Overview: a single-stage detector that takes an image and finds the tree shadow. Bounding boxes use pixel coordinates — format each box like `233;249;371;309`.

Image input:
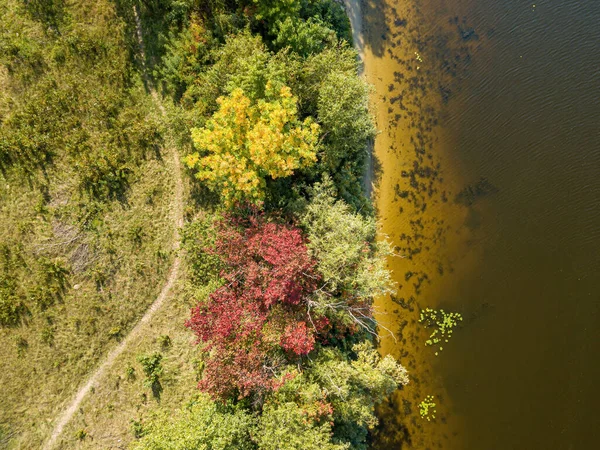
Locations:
370;393;413;449
359;0;392;58
151;380;163;401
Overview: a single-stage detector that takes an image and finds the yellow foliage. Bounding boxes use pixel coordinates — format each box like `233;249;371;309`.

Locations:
187;84;320;205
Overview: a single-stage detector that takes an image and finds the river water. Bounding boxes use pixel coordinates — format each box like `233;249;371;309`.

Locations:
358;0;600;448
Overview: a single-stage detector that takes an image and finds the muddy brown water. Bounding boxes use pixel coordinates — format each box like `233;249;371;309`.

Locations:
359;0;600;448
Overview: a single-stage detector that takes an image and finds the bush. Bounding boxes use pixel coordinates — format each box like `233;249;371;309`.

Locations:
108;326;123;340
126;366;136;381
158;334;171;349
75;428;87;441
40;325;55;347
138;352;163;398
0;291;25;327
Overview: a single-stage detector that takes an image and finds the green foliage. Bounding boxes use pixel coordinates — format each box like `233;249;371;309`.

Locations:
108;326;123;340
317;71;374;170
0;286;25;328
270;342;408;449
300;178;393;331
158;334;171;349
138;352;165;400
0;0;163;186
247;0;350;49
137;353;163;388
256;401;347;450
273;16;335;56
75;428;87;441
30;258;70;310
131;341;407;450
300;0;352;44
181;31;287;118
132;0;199;75
40;325;55;347
418;395;437;421
419;307;463;355
126;366;137;381
250;0;301;25
131;395;255;450
0;244;70;325
287;43;358;115
0;243;26;327
14;336;28;358
156;18;213;99
131;418;145;439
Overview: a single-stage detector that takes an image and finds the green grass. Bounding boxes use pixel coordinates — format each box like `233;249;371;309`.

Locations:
0;150;178;448
59;277;200;449
0;0;186;447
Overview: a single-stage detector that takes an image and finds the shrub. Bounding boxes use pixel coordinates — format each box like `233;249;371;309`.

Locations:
138;353;163;386
15;336;28;357
158;334;171;349
138;353;163;398
131;395;254;450
108;326;122;340
40;325;55;346
126;366;136;381
75;428;87;441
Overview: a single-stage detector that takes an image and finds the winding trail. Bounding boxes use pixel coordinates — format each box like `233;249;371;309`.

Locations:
43;7;184;449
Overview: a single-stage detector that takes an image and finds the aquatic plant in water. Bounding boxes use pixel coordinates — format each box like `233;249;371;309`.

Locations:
419;395;437;421
419;307;463;355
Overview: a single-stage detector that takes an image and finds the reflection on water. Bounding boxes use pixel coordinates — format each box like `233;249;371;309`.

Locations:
361;0;600;448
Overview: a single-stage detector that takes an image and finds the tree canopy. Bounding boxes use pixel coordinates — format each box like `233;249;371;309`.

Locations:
185;212;322;399
131;395;255;450
132;343;408;450
186;84;320;205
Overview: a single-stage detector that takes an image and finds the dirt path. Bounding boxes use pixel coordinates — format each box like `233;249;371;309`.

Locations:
43;7;184;449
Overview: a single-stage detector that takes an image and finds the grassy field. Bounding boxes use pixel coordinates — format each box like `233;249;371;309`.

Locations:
0;1;190;447
0;152;178;448
59;274;200;449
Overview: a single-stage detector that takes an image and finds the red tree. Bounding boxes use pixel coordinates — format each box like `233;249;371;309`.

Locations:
186;212;324;400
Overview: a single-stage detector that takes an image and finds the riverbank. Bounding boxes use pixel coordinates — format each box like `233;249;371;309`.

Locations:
345;0;486;447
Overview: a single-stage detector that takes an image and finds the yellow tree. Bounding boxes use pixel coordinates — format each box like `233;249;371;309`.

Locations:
186;84;320;205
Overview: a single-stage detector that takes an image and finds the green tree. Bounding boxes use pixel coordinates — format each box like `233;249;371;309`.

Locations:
273;16;335;56
131;395;255;450
267;342;408;449
300;178;394;333
250;0;301;27
181;31;286;118
317;71;375;170
256;401;348;450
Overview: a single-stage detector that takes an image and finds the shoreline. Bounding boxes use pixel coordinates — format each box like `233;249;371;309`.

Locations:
343;0;374;200
343;0;483;447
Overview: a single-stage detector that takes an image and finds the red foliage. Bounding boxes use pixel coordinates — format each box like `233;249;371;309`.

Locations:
186;212;323;400
280;321;315;356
